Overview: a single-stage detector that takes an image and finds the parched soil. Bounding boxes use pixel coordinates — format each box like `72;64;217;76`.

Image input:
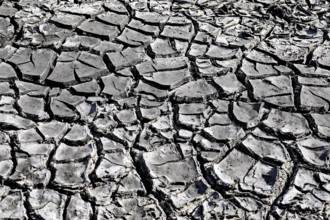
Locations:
0;0;329;219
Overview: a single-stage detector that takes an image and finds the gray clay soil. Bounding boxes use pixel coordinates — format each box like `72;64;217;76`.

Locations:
0;0;329;219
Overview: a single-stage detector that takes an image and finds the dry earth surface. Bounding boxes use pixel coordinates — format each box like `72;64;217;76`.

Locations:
0;0;329;219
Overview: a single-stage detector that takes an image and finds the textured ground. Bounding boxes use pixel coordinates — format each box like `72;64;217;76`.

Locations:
0;0;329;219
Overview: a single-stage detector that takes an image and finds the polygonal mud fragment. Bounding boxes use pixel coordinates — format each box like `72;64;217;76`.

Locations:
241;134;291;164
262;109;310;138
174;80;218;102
0;45;16;61
128;19;160;37
207;149;255;188
240;161;280;197
0;82;14;96
10;143;55;187
37;120;69;143
296;137;330;169
72;80;101;96
311;113;330;139
92;41;123;55
97;11;129;30
167;179;211;213
278;168;330;214
137;144;208;214
9;48;57;83
136;127;168;151
248;75;294;107
96;196;166;219
191;192;269;220
258;41;308;62
232;101;265;128
193;134;230;163
52;160;94;190
66;194;93;220
300;86;330;111
136;57;189;74
112;125;141;148
115;109;138;125
28;189;67;220
75;52;109;81
149;38;189;57
53;89;85;106
50;100;79;121
135;11;169;24
207;148;288;203
161;23;195;42
298;76;330;86
203;124;245;147
86;182;116;206
92;114;118;135
78;19;119;40
62;35;101;51
15;81;49;97
212;73;245;96
0;17;14;46
142;68;192;90
17;128;43;143
101;74;133;99
239;59;279;79
246;49;278;64
53;142;97;163
0;144;13;179
313;45;330;69
47;62;77;87
58;1;105;16
117;170;147;196
117;27;153;46
177;103;212;129
17;95;49;121
63;124;91;145
0;113;36;130
50;11;86;28
0;62;17;82
134;81;168;101
100;137;125;152
95;149;133;181
105;47;147;71
206;45;242;60
0;188;27;220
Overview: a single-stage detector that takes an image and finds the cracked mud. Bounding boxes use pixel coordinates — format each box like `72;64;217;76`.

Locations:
0;0;329;219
